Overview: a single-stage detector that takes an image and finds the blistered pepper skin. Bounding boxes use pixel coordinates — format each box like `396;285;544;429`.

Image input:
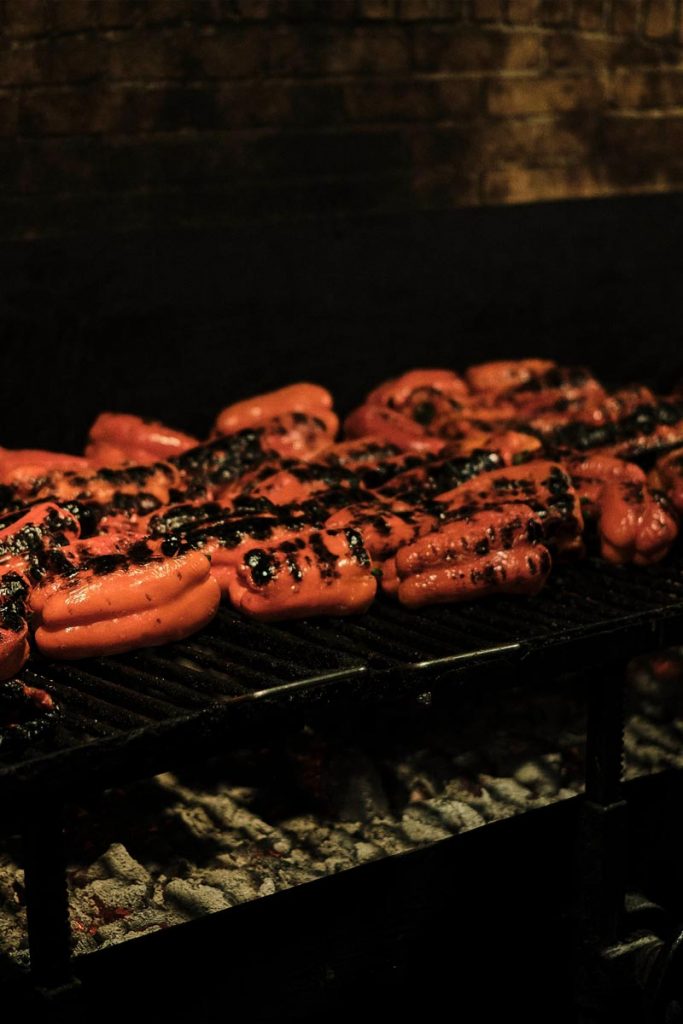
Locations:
317;437;402;470
440;430;542;466
86;412;198;465
395;503;543;578
326;503;437;565
436;460;584;554
649;449;683;514
598;481;678;566
229;528;376;621
0;569;32;680
385;501;548;603
569;455;646;518
214;384;333;436
343;404;445;455
0;449;90;484
397;545;551;608
465;359;557;395
32;551;220;659
0;623;30;681
366;369;469;409
259;411;339;461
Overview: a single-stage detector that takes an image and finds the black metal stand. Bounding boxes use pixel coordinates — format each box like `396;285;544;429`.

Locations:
580;666;628;946
21;800;77;996
576;663;629;1023
576;661;683;1024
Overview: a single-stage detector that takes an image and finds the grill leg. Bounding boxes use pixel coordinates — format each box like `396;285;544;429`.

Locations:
581;666;627;944
576;665;628;1021
22;800;76;995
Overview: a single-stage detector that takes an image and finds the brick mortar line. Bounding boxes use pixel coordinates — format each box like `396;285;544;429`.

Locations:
604;107;683;117
1;177;678;201
0;23;671;47
0;69;632;90
1;66;675;91
1;112;639;143
0;171;422;200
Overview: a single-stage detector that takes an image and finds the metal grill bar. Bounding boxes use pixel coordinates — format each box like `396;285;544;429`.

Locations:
1;553;683;824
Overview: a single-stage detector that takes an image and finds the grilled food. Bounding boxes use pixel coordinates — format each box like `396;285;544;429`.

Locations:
0;361;681;681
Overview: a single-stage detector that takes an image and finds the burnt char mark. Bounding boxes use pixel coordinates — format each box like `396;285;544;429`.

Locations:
360;454;426;490
0;508;77;561
470;562;501;586
85;554;129;576
434;450;502;493
542;467;577;519
381;450;501;503
343;528;371;567
371;514;392;537
499;517;522;550
0;606;25;632
325;441;400;468
548;401;683;456
174;428;267;486
308;531;339;579
0;486;15;512
0;572;30;629
128;540;154;564
61;501;101;538
277;462;354;489
303;486;374;512
149;502;223;538
412;401;436;425
515;366;593;394
0;572;30;630
280;545;303;582
621;481;645;505
191;515;283;550
36;548;79;580
0;573;29;604
474;538;490;556
161;537;187;557
96;463;171;487
244;549;278;587
110;492;162;516
544;466;571;496
0;679;61;749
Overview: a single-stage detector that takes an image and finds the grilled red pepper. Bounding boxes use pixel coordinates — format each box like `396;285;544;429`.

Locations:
214;383;333;436
229;528;376;621
598;481;678;566
391;503;550;609
86;412;198;465
436;460;584;554
32;549;220;659
649;448;683;514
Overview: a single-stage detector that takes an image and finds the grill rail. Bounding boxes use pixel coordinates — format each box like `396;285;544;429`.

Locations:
1;552;683;828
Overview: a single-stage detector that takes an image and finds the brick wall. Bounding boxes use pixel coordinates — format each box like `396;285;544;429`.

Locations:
2;0;683;239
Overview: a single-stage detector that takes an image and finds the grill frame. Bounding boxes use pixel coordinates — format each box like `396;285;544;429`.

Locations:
2;550;683;830
2;547;683;996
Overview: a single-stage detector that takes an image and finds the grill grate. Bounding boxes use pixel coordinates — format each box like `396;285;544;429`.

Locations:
2;551;683;828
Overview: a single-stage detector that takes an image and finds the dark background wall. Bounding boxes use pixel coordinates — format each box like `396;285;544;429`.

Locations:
1;2;682;452
1;193;682;451
2;0;683;239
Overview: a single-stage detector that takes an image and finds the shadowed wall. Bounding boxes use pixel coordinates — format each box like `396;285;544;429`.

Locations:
2;0;683;239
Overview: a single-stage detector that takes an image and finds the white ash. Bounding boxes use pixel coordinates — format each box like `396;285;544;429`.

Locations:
2;654;683;967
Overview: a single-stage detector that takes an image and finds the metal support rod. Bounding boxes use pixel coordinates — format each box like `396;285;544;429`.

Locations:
22;799;74;992
579;664;627;948
576;663;629;1024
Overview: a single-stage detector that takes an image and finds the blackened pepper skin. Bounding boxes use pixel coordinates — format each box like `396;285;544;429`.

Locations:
230;528;376;621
